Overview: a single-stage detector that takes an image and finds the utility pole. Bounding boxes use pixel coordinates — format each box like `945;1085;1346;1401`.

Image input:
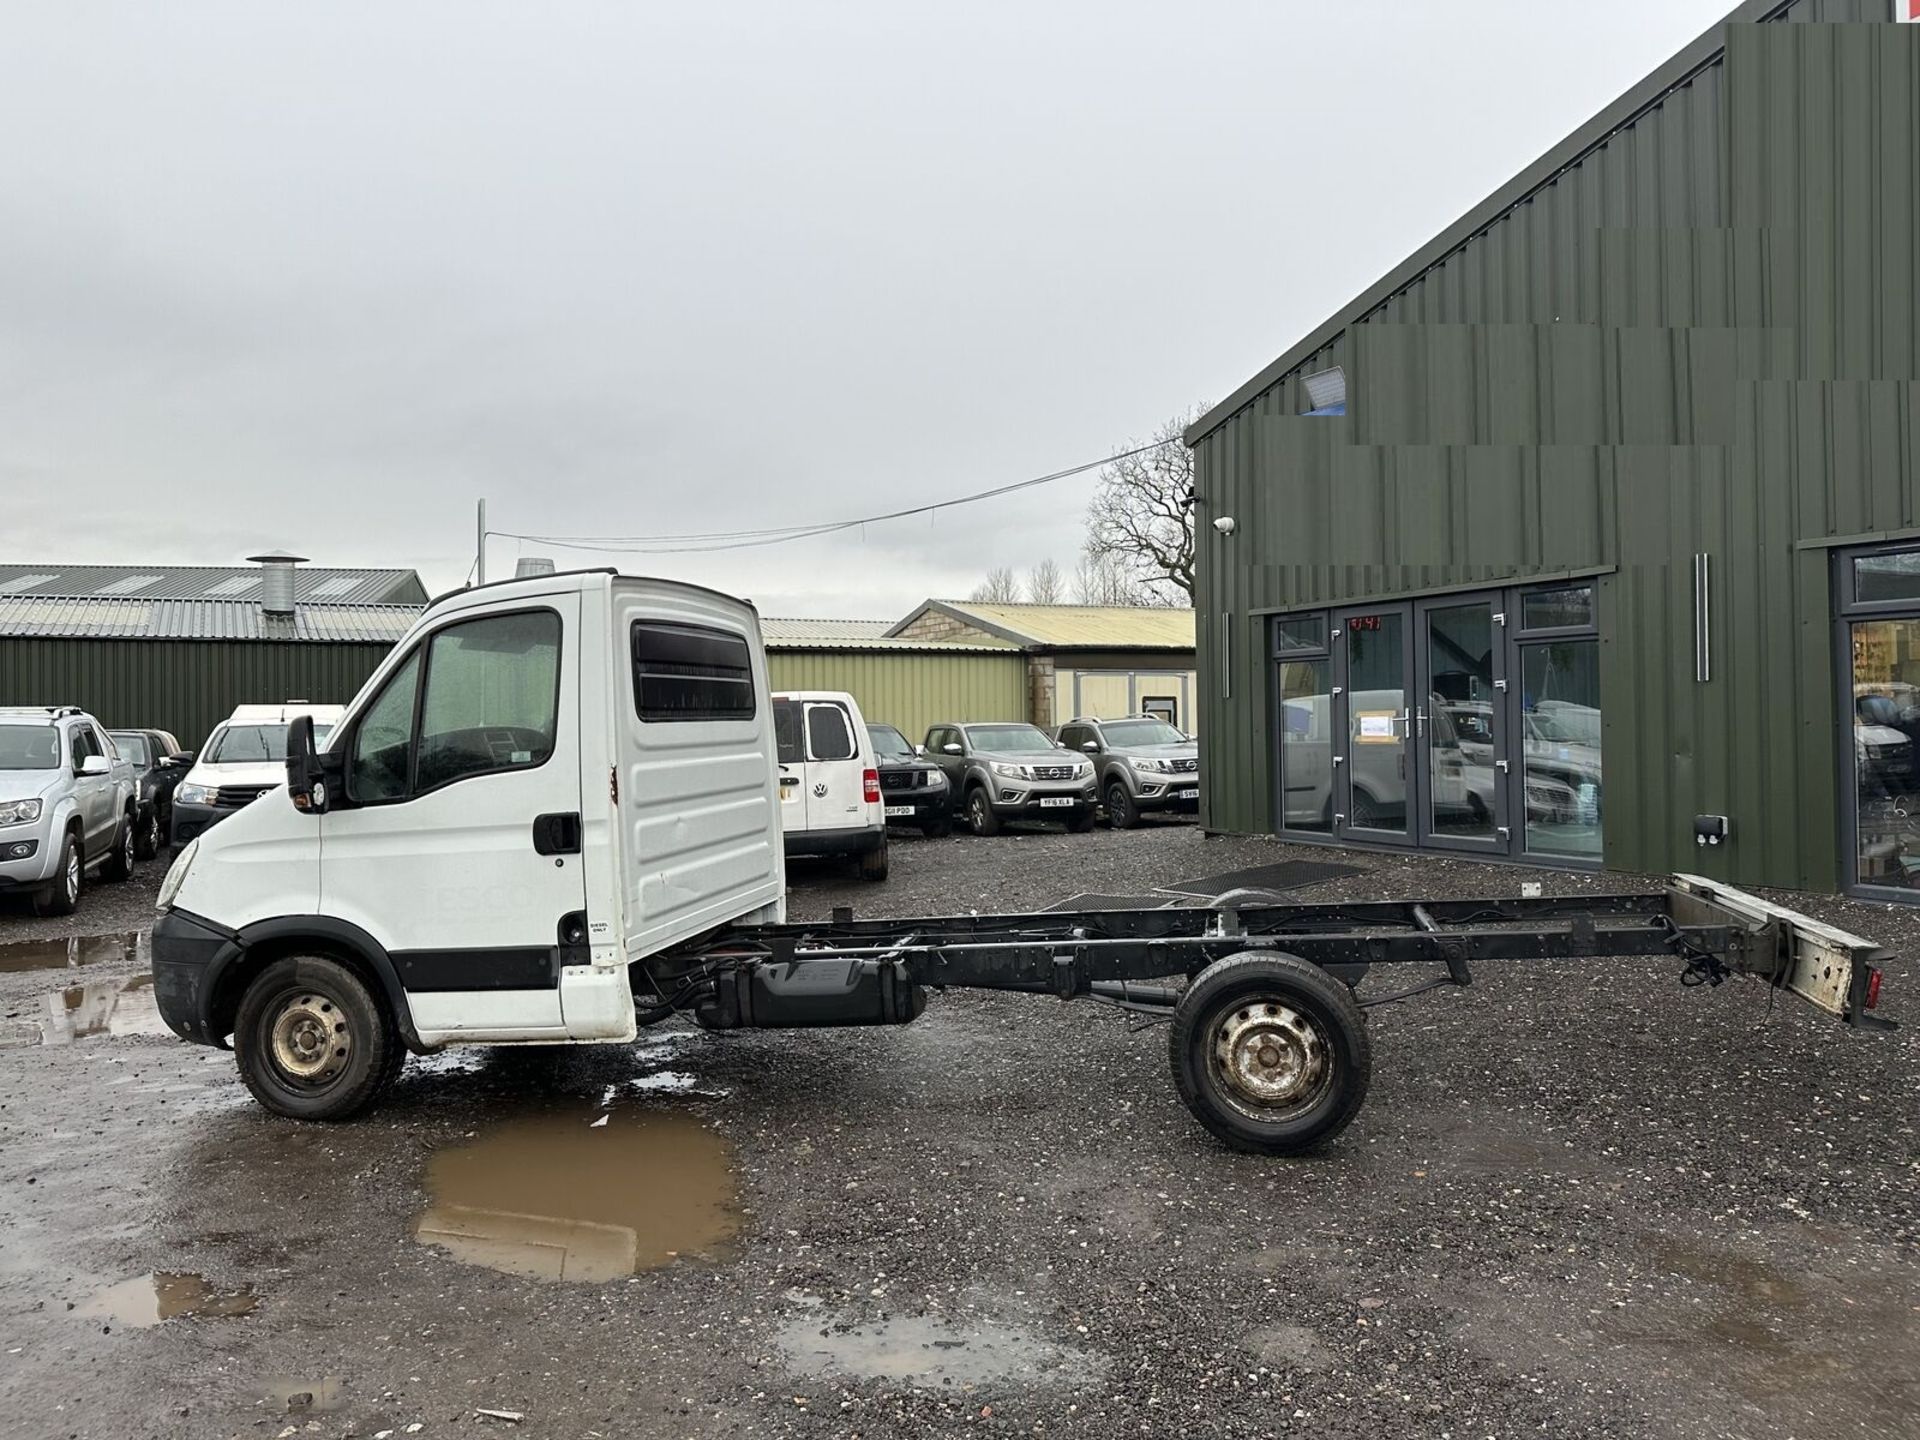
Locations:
476;498;487;586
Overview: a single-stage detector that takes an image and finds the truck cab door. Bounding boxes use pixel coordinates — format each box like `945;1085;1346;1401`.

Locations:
321;597;589;1043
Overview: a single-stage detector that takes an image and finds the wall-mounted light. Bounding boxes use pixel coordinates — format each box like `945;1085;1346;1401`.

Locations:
1212;516;1237;536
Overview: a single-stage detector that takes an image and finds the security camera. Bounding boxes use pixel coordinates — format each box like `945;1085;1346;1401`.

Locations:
1212;516;1237;535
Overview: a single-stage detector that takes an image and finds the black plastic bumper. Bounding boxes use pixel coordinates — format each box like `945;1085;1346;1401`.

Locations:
784;823;887;859
169;800;236;847
152;908;241;1046
879;791;950;825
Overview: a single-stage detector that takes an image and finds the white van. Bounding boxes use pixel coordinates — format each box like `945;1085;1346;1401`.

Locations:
771;691;888;881
171;702;346;846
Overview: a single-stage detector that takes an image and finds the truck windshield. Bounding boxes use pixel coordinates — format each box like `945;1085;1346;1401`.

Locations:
965;724;1056;754
867;725;914;760
0;725;60;771
1098;720;1186;747
206;723;334;763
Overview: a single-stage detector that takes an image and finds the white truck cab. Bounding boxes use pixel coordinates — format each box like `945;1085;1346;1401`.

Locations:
153;570;786;1115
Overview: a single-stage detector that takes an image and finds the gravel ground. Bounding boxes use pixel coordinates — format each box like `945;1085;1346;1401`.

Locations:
1;825;1916;1440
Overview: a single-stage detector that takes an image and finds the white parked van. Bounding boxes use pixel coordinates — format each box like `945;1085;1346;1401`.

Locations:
772;691;887;881
171;702;346;846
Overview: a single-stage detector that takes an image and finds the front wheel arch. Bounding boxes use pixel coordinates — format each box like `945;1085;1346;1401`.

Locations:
207;921;421;1053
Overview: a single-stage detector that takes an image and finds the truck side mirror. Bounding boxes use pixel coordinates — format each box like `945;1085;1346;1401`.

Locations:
913;743;925;757
285;715;332;814
78;754;111;777
942;743;963;755
167;751;196;766
1080;740;1099;753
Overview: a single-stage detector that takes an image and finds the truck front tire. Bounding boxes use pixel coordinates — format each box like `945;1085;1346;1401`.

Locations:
966;787;1000;837
234;956;403;1121
1168;951;1371;1155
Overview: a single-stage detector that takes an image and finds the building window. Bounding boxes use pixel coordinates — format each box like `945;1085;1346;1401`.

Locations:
1839;545;1920;894
1515;583;1601;860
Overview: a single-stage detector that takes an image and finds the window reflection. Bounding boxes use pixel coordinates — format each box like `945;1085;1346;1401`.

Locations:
1278;659;1332;832
1521;641;1602;858
1852;619;1920;888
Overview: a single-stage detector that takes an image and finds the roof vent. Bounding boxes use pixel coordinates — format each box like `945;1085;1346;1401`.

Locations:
514;557;556;578
247;551;308;616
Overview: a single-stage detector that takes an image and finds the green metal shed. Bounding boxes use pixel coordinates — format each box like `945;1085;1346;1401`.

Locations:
761;619;1028;741
1186;0;1920;898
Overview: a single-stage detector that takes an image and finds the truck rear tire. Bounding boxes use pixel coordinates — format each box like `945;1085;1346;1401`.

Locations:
234;956;401;1121
1168;951;1371;1155
857;838;890;882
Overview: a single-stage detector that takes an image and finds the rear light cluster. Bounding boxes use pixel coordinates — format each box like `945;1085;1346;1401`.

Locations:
1865;966;1883;1011
863;769;880;803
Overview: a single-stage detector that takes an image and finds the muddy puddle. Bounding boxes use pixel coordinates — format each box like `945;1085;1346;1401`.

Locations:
0;930;144;973
779;1311;1098;1387
34;973;172;1045
77;1272;257;1328
412;1109;738;1282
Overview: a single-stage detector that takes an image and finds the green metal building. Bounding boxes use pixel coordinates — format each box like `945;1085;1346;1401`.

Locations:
0;561;423;747
1188;0;1920;898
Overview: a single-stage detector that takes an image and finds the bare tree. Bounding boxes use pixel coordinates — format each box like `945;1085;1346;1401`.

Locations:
1085;408;1203;605
1025;558;1063;605
969;566;1021;603
1071;546;1144;606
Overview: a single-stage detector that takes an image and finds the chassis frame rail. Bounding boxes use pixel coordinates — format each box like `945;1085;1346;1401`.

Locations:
665;877;1893;1030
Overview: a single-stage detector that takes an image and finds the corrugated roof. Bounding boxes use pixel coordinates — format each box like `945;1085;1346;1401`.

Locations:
0;596;421;643
892;601;1195;650
0;563;427;605
761;616;1014;653
759;618;896;643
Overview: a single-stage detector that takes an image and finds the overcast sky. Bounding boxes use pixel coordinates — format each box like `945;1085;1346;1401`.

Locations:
1;1;1735;617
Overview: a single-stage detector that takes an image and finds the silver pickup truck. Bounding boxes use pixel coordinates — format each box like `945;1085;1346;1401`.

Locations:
0;706;140;915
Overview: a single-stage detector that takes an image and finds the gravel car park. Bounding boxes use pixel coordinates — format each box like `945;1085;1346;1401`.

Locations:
0;827;1914;1440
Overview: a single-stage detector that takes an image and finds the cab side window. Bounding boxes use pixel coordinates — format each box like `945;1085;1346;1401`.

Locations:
345;610;561;803
417;612;562;791
349;650;422;802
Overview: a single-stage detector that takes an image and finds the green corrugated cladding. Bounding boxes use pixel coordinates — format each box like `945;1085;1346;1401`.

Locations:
1193;11;1919;894
765;651;1029;740
0;639;395;749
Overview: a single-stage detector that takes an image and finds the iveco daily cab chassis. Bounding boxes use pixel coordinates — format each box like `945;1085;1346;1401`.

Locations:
151;570;1897;1155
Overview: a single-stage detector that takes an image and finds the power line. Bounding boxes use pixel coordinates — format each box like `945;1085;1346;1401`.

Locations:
487;439;1170;556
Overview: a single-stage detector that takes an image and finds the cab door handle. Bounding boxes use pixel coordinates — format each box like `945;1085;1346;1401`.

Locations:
532;812;582;855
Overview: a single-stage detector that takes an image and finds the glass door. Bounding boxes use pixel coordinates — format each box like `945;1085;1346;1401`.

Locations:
1417;597;1507;853
1334;606;1413;843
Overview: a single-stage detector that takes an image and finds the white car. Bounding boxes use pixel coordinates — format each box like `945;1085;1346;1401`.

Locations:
772;691;887;880
171;703;344;846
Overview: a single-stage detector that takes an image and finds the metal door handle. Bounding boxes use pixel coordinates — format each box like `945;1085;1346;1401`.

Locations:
1496;759;1510;773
